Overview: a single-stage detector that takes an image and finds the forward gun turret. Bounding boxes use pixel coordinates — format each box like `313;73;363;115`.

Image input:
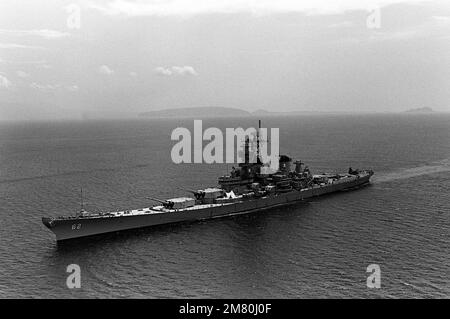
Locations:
148;197;175;209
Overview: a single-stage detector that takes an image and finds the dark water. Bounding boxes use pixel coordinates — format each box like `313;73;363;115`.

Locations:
0;114;449;298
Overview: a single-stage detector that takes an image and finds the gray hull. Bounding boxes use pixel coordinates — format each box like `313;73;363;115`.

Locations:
43;174;371;241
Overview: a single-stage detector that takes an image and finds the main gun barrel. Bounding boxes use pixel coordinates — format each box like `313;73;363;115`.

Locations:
177;187;202;194
147;197;169;204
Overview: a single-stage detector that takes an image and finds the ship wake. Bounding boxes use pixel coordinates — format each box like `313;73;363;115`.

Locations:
373;158;450;183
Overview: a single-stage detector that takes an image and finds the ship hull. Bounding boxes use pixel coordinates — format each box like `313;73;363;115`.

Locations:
43;174;371;241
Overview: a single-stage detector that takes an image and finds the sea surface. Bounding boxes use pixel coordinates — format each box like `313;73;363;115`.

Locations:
0;114;449;298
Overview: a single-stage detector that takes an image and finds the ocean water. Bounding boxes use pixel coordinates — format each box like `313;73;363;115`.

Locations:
0;114;449;298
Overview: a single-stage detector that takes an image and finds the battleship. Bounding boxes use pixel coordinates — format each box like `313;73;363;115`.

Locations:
42;122;374;241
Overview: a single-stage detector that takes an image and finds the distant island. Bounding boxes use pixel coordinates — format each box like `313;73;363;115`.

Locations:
139;107;251;118
139;107;326;119
138;106;443;119
405;107;434;113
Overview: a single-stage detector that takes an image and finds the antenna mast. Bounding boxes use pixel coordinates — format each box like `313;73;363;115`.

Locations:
257;120;261;162
80;187;84;212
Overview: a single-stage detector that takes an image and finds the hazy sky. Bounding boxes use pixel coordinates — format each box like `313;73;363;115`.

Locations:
0;0;449;120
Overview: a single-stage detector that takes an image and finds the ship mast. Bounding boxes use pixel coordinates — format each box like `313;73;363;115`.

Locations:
80;187;84;212
257;120;260;162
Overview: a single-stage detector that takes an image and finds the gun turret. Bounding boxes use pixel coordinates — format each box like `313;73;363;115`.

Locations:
177;187;205;200
148;197;174;208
